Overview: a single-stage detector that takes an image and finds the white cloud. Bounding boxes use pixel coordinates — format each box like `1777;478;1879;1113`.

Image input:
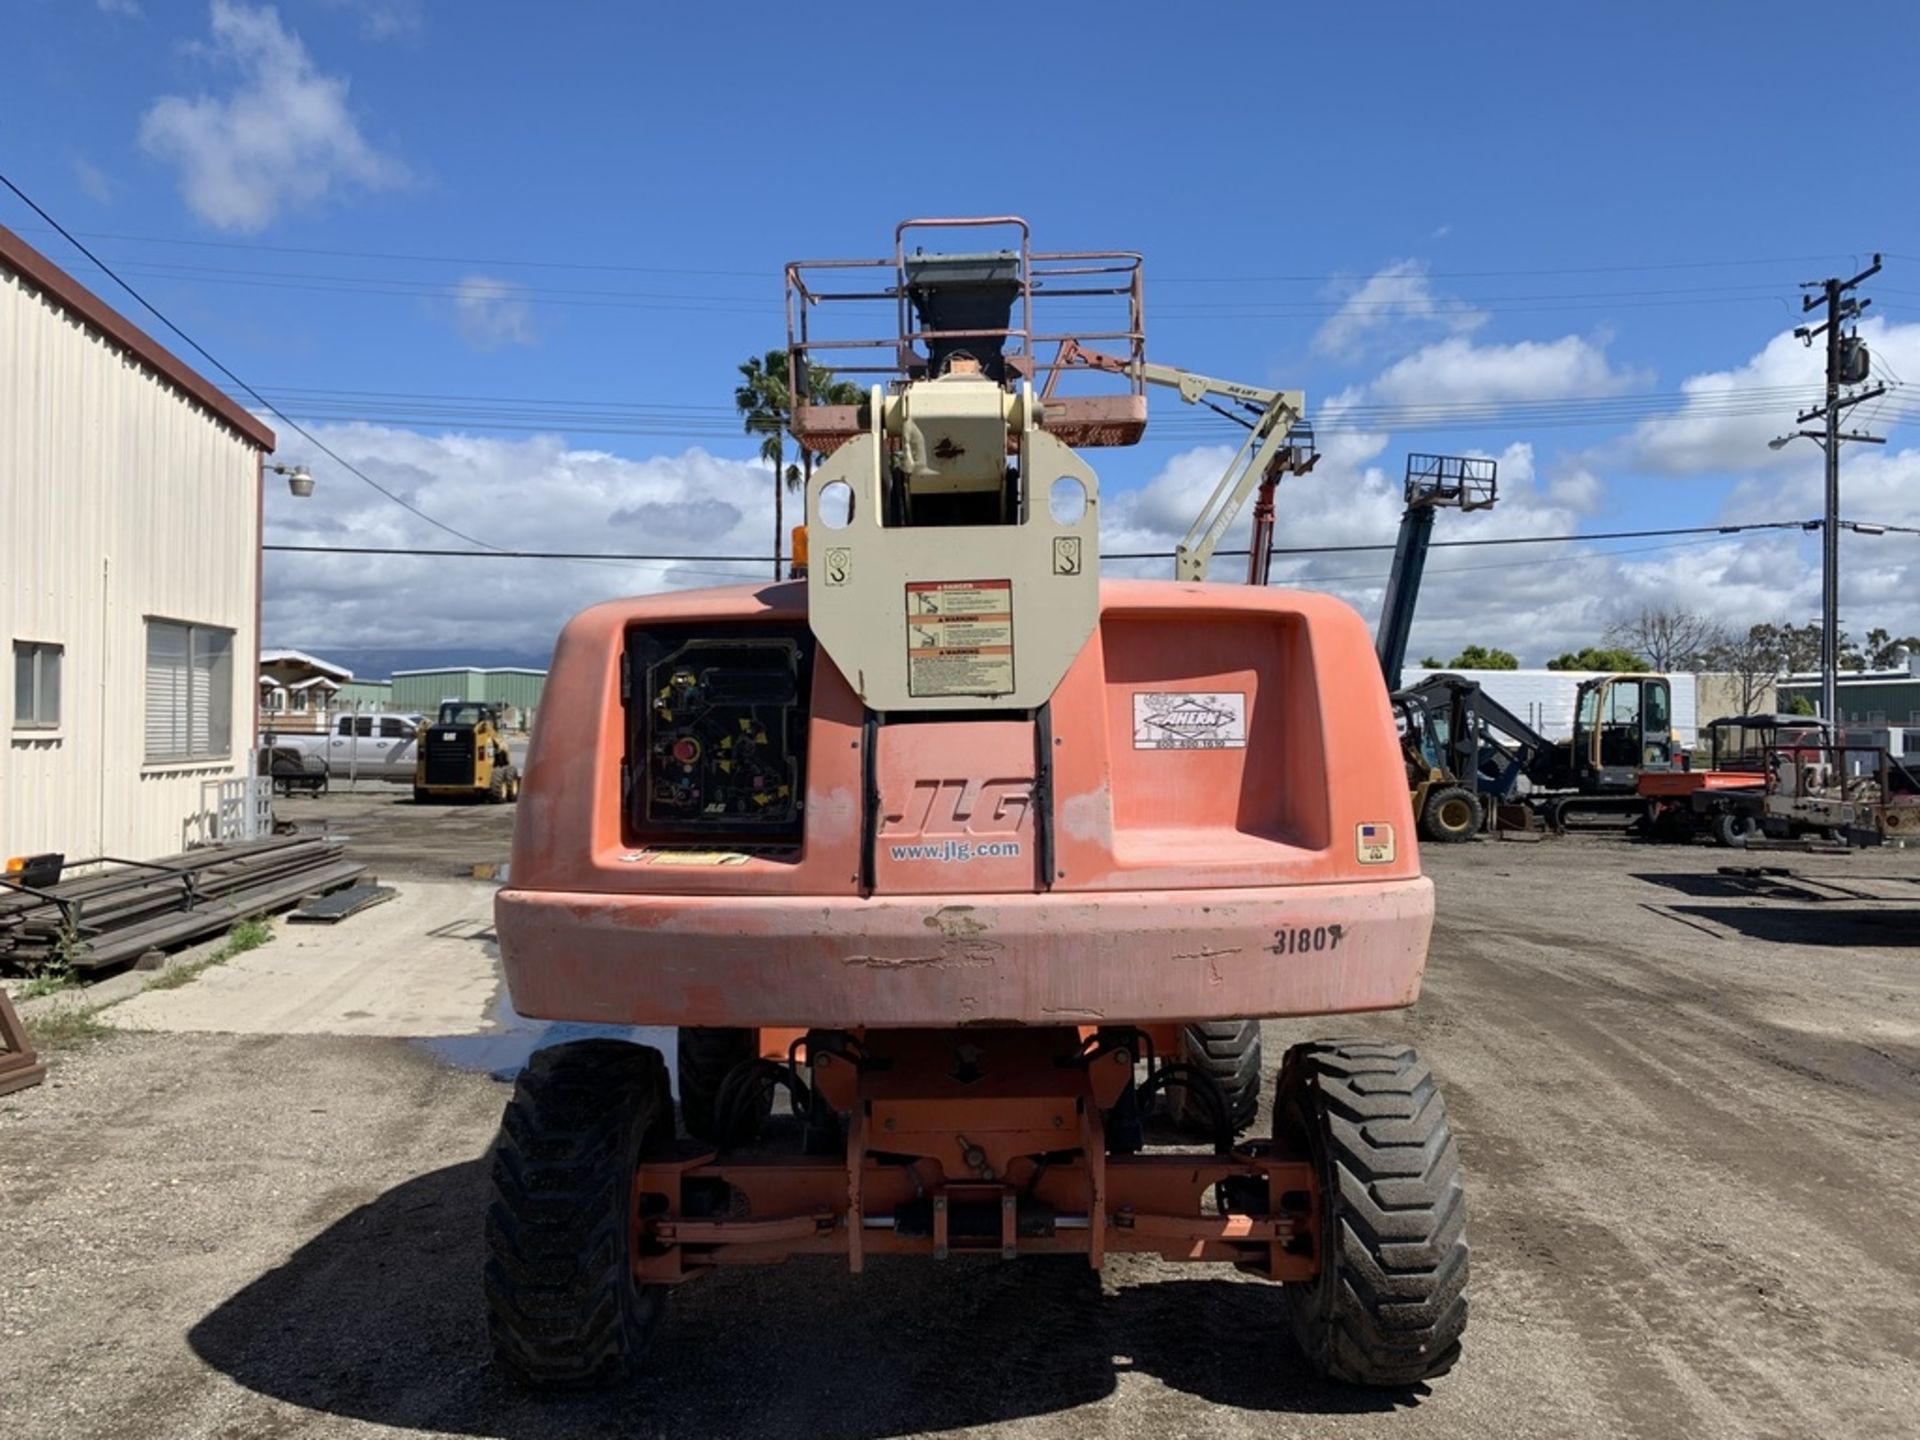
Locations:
1544;465;1604;513
1357;333;1647;409
452;275;538;351
1626;318;1920;476
1097;432;1646;663
1311;260;1487;362
138;1;407;232
318;0;425;39
71;154;117;204
1092;427;1920;664
262;427;782;655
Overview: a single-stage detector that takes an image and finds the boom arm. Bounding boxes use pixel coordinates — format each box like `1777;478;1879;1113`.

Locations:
1048;341;1310;581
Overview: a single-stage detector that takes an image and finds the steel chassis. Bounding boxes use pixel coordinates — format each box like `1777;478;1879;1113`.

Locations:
632;1026;1316;1285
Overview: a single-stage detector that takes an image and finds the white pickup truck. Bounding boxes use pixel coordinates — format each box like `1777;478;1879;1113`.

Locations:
265;712;426;783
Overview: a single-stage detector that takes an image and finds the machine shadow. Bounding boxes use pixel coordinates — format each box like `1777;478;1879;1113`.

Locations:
189;1159;1421;1439
1633;872;1920;946
1664;903;1920;946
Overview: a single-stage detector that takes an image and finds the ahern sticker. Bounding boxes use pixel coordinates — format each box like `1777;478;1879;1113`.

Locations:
1132;691;1247;750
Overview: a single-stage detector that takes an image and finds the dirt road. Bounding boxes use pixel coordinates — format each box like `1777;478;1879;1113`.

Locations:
3;839;1918;1438
278;786;518;881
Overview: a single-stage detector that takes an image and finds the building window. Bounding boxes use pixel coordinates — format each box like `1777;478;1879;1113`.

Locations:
12;641;62;729
145;620;233;762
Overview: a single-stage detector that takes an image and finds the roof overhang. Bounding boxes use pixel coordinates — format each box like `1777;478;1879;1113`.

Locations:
0;223;276;452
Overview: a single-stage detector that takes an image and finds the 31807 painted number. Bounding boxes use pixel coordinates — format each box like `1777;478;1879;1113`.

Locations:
1270;924;1344;955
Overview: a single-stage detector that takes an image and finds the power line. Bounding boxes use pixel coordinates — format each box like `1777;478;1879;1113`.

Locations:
0;174;505;552
96;261;1809;323
229;377;1901;447
1270;534;1755;588
8;224;768;278
266;544;768;561
13;222;1863;286
267;519;1813;566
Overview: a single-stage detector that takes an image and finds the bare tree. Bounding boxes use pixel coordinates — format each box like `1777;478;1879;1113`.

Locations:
1700;627;1784;713
1699;620;1845;713
1605;606;1728;671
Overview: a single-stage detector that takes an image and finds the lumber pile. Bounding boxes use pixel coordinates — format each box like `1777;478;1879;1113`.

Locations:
0;837;363;975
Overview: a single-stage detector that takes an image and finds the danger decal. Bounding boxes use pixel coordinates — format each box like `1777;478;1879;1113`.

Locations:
905;579;1014;697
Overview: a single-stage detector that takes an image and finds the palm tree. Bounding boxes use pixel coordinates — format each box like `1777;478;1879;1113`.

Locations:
735;349;862;579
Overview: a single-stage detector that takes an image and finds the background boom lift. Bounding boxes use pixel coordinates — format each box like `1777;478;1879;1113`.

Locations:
1375;454;1498;693
1044;340;1319;582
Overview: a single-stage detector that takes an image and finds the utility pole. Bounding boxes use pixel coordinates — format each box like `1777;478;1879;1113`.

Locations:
1772;255;1885;728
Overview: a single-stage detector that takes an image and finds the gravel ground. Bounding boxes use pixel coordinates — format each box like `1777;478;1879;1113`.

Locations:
3;836;1919;1439
277;785;520;881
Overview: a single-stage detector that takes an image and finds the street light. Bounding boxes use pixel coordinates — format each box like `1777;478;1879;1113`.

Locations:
269;463;314;498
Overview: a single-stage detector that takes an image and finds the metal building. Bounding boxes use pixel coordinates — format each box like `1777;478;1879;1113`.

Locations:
1778;663;1920;725
2;224;275;861
389;667;546;729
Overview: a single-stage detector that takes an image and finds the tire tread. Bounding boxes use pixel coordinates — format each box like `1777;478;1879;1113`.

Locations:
484;1039;669;1388
1280;1039;1469;1387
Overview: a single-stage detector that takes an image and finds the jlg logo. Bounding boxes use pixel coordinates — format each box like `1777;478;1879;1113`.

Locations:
881;778;1031;838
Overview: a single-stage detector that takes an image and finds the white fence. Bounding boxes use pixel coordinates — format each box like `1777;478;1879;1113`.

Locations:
199;776;274;844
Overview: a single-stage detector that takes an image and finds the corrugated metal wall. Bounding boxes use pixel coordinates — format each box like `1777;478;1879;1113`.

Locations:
1;270;260;860
1778;679;1920;725
335;679;394;707
390;668;545;717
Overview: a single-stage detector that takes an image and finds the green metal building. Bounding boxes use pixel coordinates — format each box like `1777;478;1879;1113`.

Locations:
1777;668;1920;725
390;667;546;728
334;678;394;708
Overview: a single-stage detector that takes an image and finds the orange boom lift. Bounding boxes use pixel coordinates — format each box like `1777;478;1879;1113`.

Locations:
486;219;1467;1391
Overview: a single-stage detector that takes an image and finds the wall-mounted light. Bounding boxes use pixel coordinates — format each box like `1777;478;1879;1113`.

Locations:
269;462;314;498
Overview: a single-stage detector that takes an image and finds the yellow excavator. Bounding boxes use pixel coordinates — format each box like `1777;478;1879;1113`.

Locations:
413;701;520;804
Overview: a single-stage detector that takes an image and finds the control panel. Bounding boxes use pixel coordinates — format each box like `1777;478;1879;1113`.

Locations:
625;628;811;841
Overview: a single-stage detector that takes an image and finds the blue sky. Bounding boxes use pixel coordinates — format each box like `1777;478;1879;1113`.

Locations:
6;1;1919;666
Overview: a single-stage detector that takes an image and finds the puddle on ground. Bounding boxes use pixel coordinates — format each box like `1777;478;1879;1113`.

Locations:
415;986;676;1085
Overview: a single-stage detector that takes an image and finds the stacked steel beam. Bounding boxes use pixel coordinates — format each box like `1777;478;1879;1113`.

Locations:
0;837;363;974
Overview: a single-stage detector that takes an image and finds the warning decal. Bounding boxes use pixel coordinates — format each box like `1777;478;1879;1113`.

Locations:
1132;691;1248;749
906;579;1014;697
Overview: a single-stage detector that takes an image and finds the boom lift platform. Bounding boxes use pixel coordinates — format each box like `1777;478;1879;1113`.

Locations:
1376;454;1497;694
489;218;1467;1394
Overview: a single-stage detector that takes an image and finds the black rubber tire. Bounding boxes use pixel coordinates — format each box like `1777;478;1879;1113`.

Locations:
1709;809;1757;849
484;1039;674;1389
1169;1019;1263;1133
1275;1040;1468;1388
675;1027;767;1142
1421;787;1483;844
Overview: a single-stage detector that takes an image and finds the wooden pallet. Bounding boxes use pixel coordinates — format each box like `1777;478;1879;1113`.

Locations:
0;988;47;1096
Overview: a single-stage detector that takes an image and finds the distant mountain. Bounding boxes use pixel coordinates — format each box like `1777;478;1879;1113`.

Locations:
265;644;556;679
